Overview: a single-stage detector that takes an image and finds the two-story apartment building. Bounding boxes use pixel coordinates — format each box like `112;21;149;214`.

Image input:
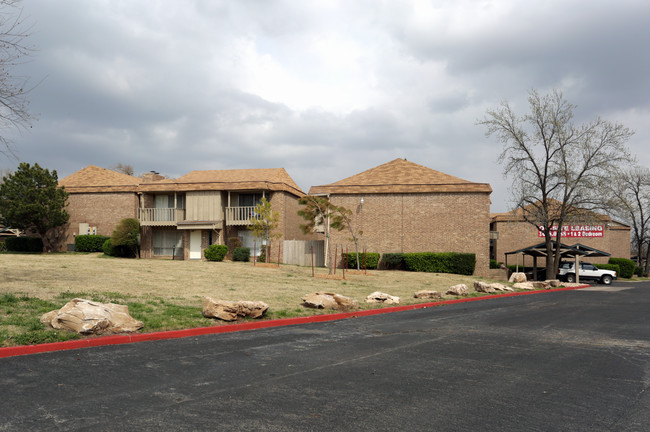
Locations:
59;166;311;260
490;204;631;266
137;168;310;260
309;159;493;275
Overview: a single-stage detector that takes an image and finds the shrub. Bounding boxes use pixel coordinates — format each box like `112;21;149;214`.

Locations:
634;266;645;277
204;244;228;261
0;240;6;252
4;237;43;252
232;247;250;262
102;238;118;257
379;253;405;270
608;257;636;278
74;235;111;252
227;236;242;258
490;259;501;269
258;249;267;263
344;252;380;269
403;252;476;276
111;218;140;258
595;263;620;275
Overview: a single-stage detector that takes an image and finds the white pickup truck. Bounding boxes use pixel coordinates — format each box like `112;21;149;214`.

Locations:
557;262;617;285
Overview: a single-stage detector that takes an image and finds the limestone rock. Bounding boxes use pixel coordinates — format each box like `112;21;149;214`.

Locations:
509;272;527;283
40;298;143;335
414;290;442;299
446;284;469;296
489;283;514;292
302;292;358;310
548;279;562;287
532;281;551;290
474;281;495;293
513;282;535;290
202;298;269;321
365;291;400;304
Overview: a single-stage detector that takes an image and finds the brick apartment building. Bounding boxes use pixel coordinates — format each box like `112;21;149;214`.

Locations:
58;165;312;260
309;159;493;275
490;207;632;266
58;165;142;247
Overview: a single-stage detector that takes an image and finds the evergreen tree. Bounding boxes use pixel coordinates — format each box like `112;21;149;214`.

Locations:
0;162;69;251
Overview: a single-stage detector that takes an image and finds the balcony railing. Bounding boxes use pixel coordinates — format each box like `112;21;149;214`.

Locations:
226;206;261;226
139;208;186;226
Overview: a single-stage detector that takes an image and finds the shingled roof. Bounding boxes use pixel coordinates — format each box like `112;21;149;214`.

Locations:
139;168;305;197
309;159;492;195
58;165;142;193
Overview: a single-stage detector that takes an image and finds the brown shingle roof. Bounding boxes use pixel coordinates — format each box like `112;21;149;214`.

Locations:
309;159;492;195
58;165;142;193
139;168;305;197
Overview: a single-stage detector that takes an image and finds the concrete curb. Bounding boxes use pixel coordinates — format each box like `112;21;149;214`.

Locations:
0;284;589;358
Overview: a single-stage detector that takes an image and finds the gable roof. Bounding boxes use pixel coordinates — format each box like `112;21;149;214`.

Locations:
309;159;492;195
58;165;142;193
139;168;305;197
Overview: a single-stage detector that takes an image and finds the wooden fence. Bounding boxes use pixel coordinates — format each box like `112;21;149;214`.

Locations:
283;240;325;267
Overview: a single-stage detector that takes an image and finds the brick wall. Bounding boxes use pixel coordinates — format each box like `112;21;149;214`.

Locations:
492;220;631;266
324;192;491;275
63;192;139;251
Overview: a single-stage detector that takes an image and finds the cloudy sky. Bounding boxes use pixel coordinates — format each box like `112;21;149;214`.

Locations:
3;0;649;211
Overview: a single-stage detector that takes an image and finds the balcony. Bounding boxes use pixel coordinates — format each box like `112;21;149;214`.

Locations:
139;208;186;226
226;206;262;226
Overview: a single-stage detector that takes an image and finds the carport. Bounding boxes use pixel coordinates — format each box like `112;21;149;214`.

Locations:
504;241;610;282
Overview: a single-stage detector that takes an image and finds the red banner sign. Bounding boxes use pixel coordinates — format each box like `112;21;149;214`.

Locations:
538;225;604;238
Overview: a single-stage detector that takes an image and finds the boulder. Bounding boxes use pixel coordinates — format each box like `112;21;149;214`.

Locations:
365;291;400;304
489;283;514;292
548;279;562;287
302;292;358;310
446;284;469;296
509;272;527;283
40;298;143;335
513;282;535;290
474;281;495;293
414;290;442;299
202;298;269;321
532;281;551;290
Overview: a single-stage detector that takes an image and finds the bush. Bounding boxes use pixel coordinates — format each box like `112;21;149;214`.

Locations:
102;238;118;257
490;259;501;269
379;253;405;270
344;252;380;269
403;252;476;276
608;257;636;278
111;218;140;258
4;237;43;252
634;266;645;277
595;263;620;275
227;237;242;257
232;247;250;262
204;244;228;261
258;249;267;263
75;235;111;252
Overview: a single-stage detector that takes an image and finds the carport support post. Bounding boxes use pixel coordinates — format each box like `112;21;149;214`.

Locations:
575;255;580;284
533;256;538;281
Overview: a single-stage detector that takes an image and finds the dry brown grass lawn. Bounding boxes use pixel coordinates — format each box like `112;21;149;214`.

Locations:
0;253;495;313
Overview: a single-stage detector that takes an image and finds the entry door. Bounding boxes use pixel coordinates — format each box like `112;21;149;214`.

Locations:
189;230;202;260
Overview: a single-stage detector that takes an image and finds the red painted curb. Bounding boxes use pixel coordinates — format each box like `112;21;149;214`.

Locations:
0;284;589;359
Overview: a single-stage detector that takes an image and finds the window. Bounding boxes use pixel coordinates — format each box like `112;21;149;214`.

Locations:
238;193;263;207
153;230;183;256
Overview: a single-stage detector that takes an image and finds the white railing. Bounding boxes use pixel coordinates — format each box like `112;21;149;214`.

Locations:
225;206;261;226
139;208;186;226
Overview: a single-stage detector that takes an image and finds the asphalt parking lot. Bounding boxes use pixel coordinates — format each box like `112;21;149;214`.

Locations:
2;281;649;431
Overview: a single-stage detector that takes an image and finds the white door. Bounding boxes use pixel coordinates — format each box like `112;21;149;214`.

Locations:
189;230;202;260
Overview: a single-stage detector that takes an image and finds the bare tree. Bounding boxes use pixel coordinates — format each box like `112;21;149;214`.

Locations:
606;165;650;273
0;0;35;157
479;89;633;279
112;163;135;176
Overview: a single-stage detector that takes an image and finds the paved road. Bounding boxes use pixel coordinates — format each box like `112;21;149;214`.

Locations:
2;282;649;431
